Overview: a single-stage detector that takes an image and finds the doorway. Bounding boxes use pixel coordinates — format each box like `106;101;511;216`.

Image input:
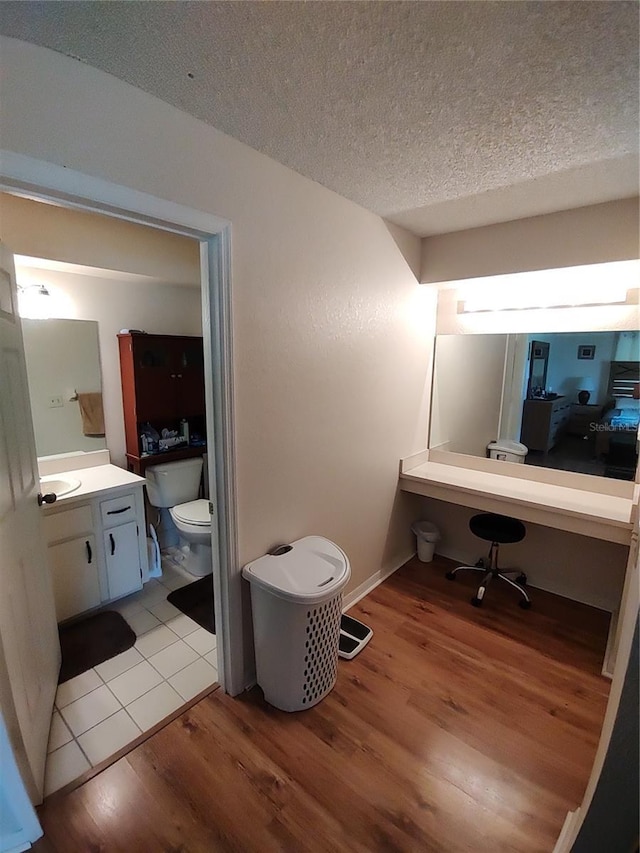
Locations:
0;155;242;797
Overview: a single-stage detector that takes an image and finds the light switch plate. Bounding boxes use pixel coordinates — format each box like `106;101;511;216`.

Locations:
48;395;63;408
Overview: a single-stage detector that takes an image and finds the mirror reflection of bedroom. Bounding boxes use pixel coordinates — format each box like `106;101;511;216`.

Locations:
517;331;639;479
430;330;640;481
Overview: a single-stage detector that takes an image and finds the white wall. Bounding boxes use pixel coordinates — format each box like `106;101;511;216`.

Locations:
22;318;105;457
430;334;506;455
0;37;432;600
1;191;200;284
614;330;640;361
18;267;202;467
422;199;640;283
411;496;628;612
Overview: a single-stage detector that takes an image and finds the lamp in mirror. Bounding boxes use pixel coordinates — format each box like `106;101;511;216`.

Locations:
577;380;595;405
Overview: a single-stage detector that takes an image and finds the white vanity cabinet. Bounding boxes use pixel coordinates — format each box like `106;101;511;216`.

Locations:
44;482;147;623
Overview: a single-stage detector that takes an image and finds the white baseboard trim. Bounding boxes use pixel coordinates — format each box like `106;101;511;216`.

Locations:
343;552;413;611
435;545;616;614
240;553;413;693
553;808;581;853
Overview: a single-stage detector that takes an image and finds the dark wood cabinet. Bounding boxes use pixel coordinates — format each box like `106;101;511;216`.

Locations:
567;404;603;438
118;332;206;474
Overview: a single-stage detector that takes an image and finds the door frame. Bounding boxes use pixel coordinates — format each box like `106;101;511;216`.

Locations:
0;151;244;696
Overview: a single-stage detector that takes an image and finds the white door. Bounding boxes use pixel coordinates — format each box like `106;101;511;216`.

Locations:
0;242;60;803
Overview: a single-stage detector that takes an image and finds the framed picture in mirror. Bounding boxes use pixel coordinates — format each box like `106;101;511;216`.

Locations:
577;344;596;360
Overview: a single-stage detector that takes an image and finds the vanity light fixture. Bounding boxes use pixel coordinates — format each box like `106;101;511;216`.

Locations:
17;281;52;319
457;259;638;314
18;282;49;297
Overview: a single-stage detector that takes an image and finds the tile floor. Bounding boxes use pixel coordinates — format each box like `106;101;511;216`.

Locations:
44;554;218;796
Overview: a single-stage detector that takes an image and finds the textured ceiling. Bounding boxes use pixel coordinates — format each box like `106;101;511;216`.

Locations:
0;1;638;236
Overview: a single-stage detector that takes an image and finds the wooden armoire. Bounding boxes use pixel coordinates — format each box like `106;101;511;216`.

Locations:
118;332;206;474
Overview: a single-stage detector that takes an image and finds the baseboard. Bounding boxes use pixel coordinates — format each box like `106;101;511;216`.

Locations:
435;545;616;614
343;551;413;611
237;554;412;694
553;808;581;853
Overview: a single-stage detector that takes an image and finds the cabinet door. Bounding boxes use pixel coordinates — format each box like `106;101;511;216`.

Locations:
49;535;101;622
174;337;205;417
132;337;177;421
104;521;143;601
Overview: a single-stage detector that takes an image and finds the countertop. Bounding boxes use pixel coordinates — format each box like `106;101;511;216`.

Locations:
400;459;638;544
43;463;145;506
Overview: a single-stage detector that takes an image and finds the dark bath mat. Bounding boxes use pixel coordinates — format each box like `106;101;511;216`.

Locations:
58;610;136;684
167;576;215;635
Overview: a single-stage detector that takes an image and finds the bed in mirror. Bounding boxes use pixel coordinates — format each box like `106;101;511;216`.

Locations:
429;330;639;481
22;318;107;457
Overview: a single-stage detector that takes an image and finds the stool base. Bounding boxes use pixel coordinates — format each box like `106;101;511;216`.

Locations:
446;542;531;609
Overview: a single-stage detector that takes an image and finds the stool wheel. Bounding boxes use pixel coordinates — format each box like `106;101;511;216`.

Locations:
471;596;482;607
518;599;532;610
516;573;527;585
445;571;456;581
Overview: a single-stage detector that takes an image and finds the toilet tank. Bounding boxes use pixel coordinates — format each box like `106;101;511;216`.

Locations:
145;457;204;507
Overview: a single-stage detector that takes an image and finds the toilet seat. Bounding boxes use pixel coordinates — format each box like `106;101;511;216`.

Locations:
171;499;210;527
169;499;212;578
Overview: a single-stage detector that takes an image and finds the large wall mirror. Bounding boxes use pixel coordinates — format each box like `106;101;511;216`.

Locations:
22;318;107;457
430;330;639;481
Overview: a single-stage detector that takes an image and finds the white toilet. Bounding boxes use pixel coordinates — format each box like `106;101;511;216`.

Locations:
145;457;212;577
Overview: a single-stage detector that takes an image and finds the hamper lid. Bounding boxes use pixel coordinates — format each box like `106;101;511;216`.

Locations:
487;439;528;455
242;536;351;603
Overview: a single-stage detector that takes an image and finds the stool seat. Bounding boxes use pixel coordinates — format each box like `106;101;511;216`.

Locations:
446;512;531;609
469;513;526;544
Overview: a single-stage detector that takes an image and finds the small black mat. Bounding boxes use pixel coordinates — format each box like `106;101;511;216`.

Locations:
58;611;136;684
167;576;215;635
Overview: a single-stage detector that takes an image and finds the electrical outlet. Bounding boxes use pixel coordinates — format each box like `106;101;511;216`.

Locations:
48;395;63;408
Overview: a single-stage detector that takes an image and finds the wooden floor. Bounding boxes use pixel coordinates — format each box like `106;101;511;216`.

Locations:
35;555;611;853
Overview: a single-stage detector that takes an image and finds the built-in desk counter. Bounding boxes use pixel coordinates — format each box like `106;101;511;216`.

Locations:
400;458;638;545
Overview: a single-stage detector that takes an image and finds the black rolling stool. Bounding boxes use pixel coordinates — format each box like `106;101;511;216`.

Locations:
445;513;531;609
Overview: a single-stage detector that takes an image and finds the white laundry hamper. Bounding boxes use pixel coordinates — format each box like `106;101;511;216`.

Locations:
487;439;528;463
242;536;351;712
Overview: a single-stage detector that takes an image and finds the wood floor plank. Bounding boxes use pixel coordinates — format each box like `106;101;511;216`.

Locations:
35;555;610;852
